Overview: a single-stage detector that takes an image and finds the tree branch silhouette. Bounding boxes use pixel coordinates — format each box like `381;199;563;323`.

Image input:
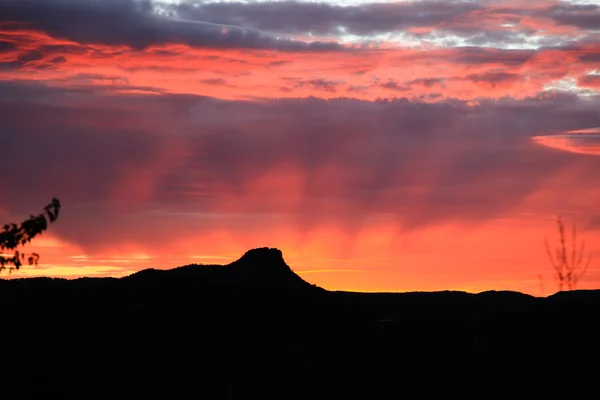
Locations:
544;216;592;291
0;198;61;273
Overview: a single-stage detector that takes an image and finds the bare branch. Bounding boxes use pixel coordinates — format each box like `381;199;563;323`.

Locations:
544;216;592;291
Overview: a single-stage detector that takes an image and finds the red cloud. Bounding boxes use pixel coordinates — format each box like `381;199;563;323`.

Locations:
1;26;599;102
578;74;600;88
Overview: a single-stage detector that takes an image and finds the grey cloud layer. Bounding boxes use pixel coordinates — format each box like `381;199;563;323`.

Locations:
0;0;342;51
175;1;482;36
1;81;599;251
2;0;599;51
174;1;600;42
550;3;600;29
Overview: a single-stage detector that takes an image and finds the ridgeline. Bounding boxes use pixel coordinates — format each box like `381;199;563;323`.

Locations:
2;247;599;398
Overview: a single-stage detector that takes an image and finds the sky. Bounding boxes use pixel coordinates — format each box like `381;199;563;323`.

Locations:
1;0;599;295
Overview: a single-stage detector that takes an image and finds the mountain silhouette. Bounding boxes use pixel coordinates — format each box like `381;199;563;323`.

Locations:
121;247;323;299
228;247;297;280
3;247;600;398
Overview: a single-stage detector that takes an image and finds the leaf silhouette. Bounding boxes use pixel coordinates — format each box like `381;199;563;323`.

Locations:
0;198;61;273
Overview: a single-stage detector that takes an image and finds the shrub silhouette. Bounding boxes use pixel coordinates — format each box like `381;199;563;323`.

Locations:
544;216;592;291
0;198;61;273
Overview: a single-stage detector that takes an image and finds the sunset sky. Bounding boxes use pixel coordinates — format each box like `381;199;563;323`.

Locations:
1;0;599;295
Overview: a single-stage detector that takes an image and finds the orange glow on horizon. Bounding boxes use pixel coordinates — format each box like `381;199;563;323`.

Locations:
5;215;599;297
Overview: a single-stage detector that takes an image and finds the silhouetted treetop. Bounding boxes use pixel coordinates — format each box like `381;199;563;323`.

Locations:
0;198;61;272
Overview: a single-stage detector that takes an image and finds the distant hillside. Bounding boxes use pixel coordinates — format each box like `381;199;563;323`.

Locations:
3;247;600;398
2;246;600;315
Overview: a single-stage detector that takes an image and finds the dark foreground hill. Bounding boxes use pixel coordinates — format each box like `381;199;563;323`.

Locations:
2;247;600;398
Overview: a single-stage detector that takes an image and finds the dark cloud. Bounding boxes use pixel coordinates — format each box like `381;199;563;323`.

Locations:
465;72;520;85
395;46;535;69
0;0;343;52
550;41;600;64
201;78;228;86
450;29;568;48
296;78;340;92
1;0;597;56
447;47;534;66
48;55;67;64
19;49;43;62
1;81;599;250
70;73;130;85
406;78;446;88
174;0;482;37
380;79;409;92
579;52;600;64
36;43;92;55
172;1;598;47
0;49;39;68
0;40;15;52
0;43;80;70
549;3;600;30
